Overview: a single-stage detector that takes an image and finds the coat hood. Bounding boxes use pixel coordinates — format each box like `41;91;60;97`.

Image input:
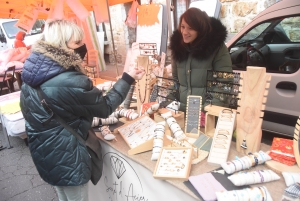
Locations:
22;40;86;87
15;31;25;41
169;17;228;62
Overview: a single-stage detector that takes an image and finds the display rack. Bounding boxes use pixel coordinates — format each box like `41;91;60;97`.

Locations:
207;109;236;165
136;56;152;114
204;105;236;137
167;135;209;164
236;67;271;153
149;84;159;102
139;43;158;59
153;76;179;103
117;115;156;155
185;95;202;137
153;147;193;180
205;70;240;109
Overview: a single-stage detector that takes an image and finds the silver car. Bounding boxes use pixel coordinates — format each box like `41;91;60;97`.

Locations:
226;0;300;137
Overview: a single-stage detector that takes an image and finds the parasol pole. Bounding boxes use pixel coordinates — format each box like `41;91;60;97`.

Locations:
166;0;173;38
105;0;120;77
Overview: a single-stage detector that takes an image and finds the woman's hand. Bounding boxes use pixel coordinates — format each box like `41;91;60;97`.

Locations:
127;66;146;80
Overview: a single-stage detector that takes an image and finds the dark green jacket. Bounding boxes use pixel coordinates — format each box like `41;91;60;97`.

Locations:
20;40;134;186
169;18;232;111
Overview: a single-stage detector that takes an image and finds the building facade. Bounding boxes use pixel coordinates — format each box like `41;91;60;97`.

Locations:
103;0;280;64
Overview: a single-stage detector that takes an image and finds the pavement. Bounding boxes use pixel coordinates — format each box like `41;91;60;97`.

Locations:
0;126;58;201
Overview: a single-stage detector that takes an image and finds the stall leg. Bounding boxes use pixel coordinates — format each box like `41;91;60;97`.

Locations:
0;115;13;149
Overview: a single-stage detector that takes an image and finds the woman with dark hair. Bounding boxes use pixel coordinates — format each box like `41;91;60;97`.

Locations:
169;7;232;113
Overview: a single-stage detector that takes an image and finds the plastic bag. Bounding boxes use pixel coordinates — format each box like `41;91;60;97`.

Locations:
125;0;139;28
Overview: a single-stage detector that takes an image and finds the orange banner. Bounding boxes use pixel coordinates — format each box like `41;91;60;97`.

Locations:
137;4;160;26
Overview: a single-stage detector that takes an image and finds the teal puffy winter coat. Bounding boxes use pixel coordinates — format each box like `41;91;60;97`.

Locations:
20;40;134;186
169;18;232;111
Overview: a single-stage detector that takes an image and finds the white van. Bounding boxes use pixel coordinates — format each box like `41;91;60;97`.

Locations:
0;19;44;51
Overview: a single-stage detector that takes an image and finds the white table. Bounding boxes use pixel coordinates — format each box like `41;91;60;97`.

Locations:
88;131;287;201
0;91;24;149
88;140;199;201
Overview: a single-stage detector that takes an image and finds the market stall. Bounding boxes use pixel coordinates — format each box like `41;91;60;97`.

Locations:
89;65;300;201
1;1;299;201
0;0;134;75
88;131;287;201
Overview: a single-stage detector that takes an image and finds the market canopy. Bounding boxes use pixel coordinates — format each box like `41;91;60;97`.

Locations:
0;0;133;73
0;0;133;19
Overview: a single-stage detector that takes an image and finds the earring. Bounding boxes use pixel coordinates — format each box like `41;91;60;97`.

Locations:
219;93;224;101
241;139;247;149
227;85;232;92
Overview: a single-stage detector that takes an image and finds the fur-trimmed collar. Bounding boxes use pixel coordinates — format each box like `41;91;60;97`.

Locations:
31;40;86;73
169;17;227;62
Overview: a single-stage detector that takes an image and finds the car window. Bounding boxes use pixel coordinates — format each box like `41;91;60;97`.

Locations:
276;17;300;42
0;27;6;43
236;22;271;45
3;20;45;39
230;16;300;74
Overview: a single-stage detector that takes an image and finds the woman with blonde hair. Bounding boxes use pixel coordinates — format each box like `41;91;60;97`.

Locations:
20;20;145;201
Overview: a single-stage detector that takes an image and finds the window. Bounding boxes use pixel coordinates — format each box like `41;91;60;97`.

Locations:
0;27;6;43
277;17;300;42
229;16;300;74
2;20;45;39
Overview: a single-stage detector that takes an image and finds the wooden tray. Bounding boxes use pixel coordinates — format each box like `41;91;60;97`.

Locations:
153;147;193;181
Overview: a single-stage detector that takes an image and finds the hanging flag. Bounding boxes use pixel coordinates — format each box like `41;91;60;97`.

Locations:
48;0;65;20
93;0;109;24
137;4;160;26
66;0;89;21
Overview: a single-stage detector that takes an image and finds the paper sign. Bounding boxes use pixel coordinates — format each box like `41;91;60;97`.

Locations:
137;4;160;26
14;4;38;33
93;0;109;23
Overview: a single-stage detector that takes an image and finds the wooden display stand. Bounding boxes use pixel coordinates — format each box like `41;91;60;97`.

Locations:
265;160;300;173
236;67;271;153
153;147;193;181
207;110;236;165
294;116;300;168
117;115;171;155
204;105;237;137
136;56;152;115
127;130;171;155
185;96;202;138
155;108;185;130
266;116;300;173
